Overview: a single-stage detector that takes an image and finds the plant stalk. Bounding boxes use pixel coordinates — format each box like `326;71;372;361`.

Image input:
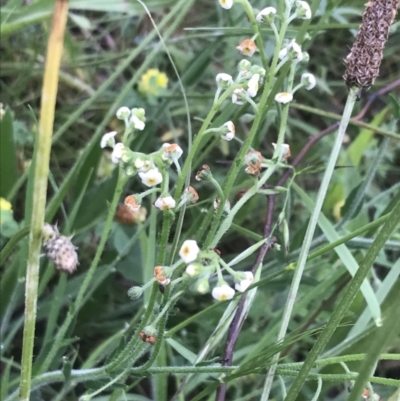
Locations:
19;1;69;400
261;86;359;400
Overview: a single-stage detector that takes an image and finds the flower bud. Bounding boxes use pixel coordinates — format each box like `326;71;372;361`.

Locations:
238;59;251;71
100;131;117;149
140;325;157;344
116;107;131;120
301;72;316;90
232;88;246;105
130;108;146;131
216;73;233;89
128;286;143;300
256;7;277;24
195;277;210;294
220;121;235;141
295;1;312;20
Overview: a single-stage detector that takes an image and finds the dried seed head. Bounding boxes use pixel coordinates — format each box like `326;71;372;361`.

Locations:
154;265;171;285
42;226;79;274
195;165;213;181
236;39;258;57
182;186;199;204
124;195;141;212
343;0;399;88
115;203;147;224
244;150;263;175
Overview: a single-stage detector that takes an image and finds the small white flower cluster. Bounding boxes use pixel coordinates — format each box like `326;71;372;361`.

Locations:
255;2;311;24
215;60;266;108
100;107;186;194
178;239;254;301
116;106;146;131
279;40;303;64
100;108;192;217
274;72;316;104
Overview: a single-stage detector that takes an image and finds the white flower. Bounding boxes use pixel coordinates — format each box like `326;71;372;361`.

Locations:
296;1;312;19
232;88;246;105
275;92;293;104
301;72;316;90
212;283;235;301
247;74;260;98
154;196;176;210
235;271;254;292
256;7;277;23
280;41;303;63
130;115;145;131
272;143;291;159
218;0;233;9
138;168;163;187
116;107;131;120
221;121;235;141
101;131;117;148
278;48;288;60
179;240;200;263
216;73;233;88
162;143;183;162
111;143;125;163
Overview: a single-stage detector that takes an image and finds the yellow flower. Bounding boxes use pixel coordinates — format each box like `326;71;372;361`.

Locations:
0;197;12;211
138;68;168;96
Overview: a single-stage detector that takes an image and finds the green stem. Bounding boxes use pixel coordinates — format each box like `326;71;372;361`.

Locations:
173;85;239;201
261;87;359;400
347;302;400;401
144;191;157;305
290;103;400;140
209;98;294;248
284;192;400;401
38;170;128;375
19;1;68;399
238;0;268;70
280;353;400;369
203;13;291;248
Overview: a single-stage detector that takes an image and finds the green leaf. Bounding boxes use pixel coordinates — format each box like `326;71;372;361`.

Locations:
0;110;18;198
293;182;381;325
388;94;400;119
347;106;388;167
166;338;197;364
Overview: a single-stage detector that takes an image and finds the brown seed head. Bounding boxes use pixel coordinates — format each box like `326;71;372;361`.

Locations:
343;0;399;88
236;39;258;56
183;186;199;204
244;150;263;176
115;203;147;224
124;195;141;212
195;164;213;181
